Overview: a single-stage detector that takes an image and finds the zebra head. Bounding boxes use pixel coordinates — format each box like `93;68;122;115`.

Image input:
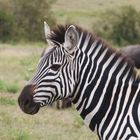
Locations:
18;23;80;114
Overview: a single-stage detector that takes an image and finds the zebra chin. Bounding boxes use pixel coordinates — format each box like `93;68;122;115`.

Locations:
20;103;40;115
18;84;40;115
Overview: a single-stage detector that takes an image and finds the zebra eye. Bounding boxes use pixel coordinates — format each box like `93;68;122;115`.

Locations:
50;64;61;71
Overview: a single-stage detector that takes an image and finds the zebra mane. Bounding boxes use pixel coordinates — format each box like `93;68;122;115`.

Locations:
48;24;138;80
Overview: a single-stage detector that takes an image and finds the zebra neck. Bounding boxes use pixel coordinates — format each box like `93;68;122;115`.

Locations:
72;44;139;132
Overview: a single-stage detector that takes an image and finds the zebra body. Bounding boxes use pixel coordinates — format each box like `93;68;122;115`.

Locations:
73;33;140;139
18;23;140;140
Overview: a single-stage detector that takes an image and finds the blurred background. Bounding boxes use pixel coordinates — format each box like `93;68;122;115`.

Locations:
0;0;140;140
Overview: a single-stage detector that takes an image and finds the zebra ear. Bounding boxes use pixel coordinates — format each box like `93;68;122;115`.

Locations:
44;21;54;46
64;25;79;54
44;21;51;37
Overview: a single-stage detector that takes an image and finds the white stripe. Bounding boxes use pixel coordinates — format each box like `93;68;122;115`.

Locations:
87;41;98;56
63;67;70;97
73;54;88;104
116;80;133;138
33;100;45;105
77;33;83;49
34;87;47;92
74;43;103;107
85;48;109;109
88;46;107;85
138;101;140;127
33;92;49;97
103;79;132;139
42;74;59;80
78;98;87;114
82;34;91;52
108;67;130;139
74;54;93;107
34;97;48;101
104;65;126;137
99;62;127;139
84;53;115;126
128;84;140;136
35;82;61;96
30;68;49;85
98;57;122;137
121;127;131;140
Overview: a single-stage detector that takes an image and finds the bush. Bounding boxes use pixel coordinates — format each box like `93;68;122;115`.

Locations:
13;0;56;41
0;0;16;42
94;6;140;46
0;0;56;42
0;11;15;42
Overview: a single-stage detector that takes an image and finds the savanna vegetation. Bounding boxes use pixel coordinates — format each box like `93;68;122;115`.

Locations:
1;0;140;140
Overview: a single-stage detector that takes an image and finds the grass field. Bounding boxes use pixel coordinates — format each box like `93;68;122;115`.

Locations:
1;0;140;140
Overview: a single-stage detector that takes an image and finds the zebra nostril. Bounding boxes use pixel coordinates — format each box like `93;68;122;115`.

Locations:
24;98;30;106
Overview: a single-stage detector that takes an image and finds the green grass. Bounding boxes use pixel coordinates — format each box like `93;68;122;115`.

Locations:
0;105;98;140
6;83;19;93
10;130;30;140
0;80;19;93
0;80;7;92
0;97;16;105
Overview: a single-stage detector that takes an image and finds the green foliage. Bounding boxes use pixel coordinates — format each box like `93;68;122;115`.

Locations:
13;0;56;41
0;1;16;42
0;11;14;42
94;6;140;46
0;0;56;42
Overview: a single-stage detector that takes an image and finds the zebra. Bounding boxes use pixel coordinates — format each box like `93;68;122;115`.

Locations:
18;22;140;140
120;45;140;69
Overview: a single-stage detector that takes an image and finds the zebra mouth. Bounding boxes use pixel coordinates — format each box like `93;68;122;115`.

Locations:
18;84;41;115
18;97;40;115
28;104;40;115
21;103;40;115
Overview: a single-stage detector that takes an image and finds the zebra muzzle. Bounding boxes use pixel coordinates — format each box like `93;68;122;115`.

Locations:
18;84;40;115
